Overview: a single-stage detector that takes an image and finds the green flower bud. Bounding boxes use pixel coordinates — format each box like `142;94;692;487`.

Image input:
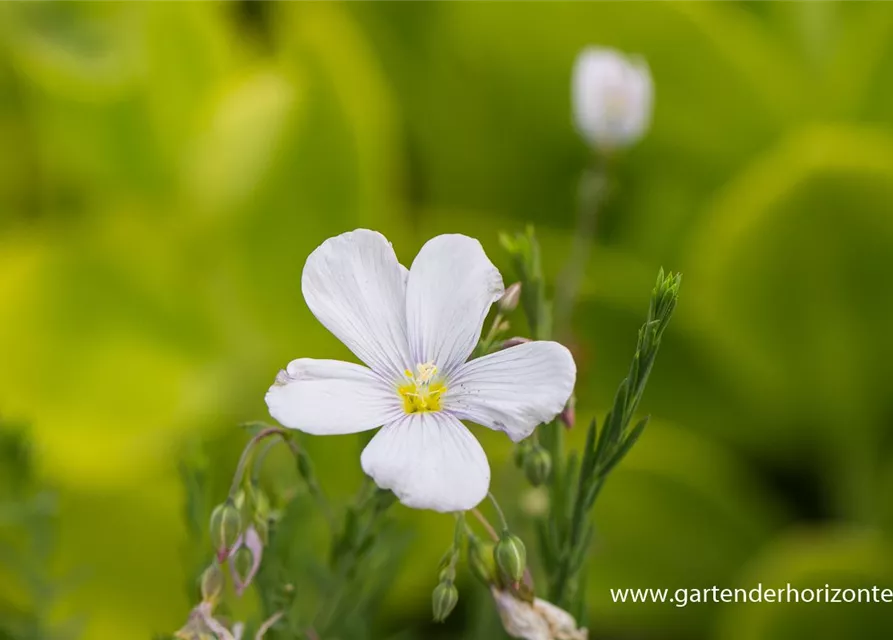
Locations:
200;562;224;605
209;500;242;561
467;536;498;586
524;446;552;487
494;531;527;585
432;581;459;623
233;545;253;581
513;440;531;469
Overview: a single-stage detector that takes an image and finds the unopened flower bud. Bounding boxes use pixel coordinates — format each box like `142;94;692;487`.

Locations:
559;394;576;429
200;562;224;605
572;46;653;151
467;536;498;586
230;525;264;597
210;500;242;561
233;546;253;582
498;283;522;313
501;336;531;350
494;531;527;585
432;581;459;623
524;446;552;487
513;439;532;469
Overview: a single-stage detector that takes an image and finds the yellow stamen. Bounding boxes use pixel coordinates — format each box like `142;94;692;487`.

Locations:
397;362;445;414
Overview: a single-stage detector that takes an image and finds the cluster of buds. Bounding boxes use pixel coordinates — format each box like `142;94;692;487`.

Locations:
432;544;460;623
178;483;275;639
207;486;270;594
466;523;586;639
176;561;245;640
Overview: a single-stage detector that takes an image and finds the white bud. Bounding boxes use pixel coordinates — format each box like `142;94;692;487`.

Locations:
572;47;653;151
499;282;522;313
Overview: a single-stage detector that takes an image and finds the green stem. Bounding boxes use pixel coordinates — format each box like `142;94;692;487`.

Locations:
554;155;609;339
487;492;510;532
470;507;500;542
228;427;287;500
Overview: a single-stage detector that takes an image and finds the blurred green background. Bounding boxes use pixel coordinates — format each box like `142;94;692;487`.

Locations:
3;1;893;638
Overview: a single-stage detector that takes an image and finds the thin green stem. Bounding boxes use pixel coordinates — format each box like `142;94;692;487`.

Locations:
227;427;287;500
555;155;609;339
470;508;500;542
487;492;510;532
251;439;281;485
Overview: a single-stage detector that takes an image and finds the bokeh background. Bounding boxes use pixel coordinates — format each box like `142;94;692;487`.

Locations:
3;2;893;639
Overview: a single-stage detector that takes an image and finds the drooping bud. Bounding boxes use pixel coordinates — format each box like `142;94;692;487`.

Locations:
200;562;225;605
513;439;532;469
494;531;527;585
432;581;459;623
558;394;576;429
524;446;552;487
230;525;264;597
209;500;242;562
467;535;498;586
233;546;253;584
501;336;531;350
438;552;458;584
498;283;522;313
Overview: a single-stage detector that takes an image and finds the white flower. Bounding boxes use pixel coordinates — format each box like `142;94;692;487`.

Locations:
265;230;576;512
572;46;653;151
491;588;588;640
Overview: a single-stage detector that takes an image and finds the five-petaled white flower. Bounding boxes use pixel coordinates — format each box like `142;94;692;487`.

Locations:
265;230;576;512
572;46;653;151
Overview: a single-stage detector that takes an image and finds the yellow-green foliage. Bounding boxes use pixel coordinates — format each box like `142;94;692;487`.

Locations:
2;3;893;639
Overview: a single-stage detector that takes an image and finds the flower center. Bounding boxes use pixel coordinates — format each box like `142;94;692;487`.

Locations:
397;362;446;414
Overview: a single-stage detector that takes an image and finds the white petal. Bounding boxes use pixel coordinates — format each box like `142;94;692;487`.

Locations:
406;234;504;375
302;229;412;380
265;359;401;435
360;412;490;512
491;588;551;640
533;599;586;639
445;341;576;442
